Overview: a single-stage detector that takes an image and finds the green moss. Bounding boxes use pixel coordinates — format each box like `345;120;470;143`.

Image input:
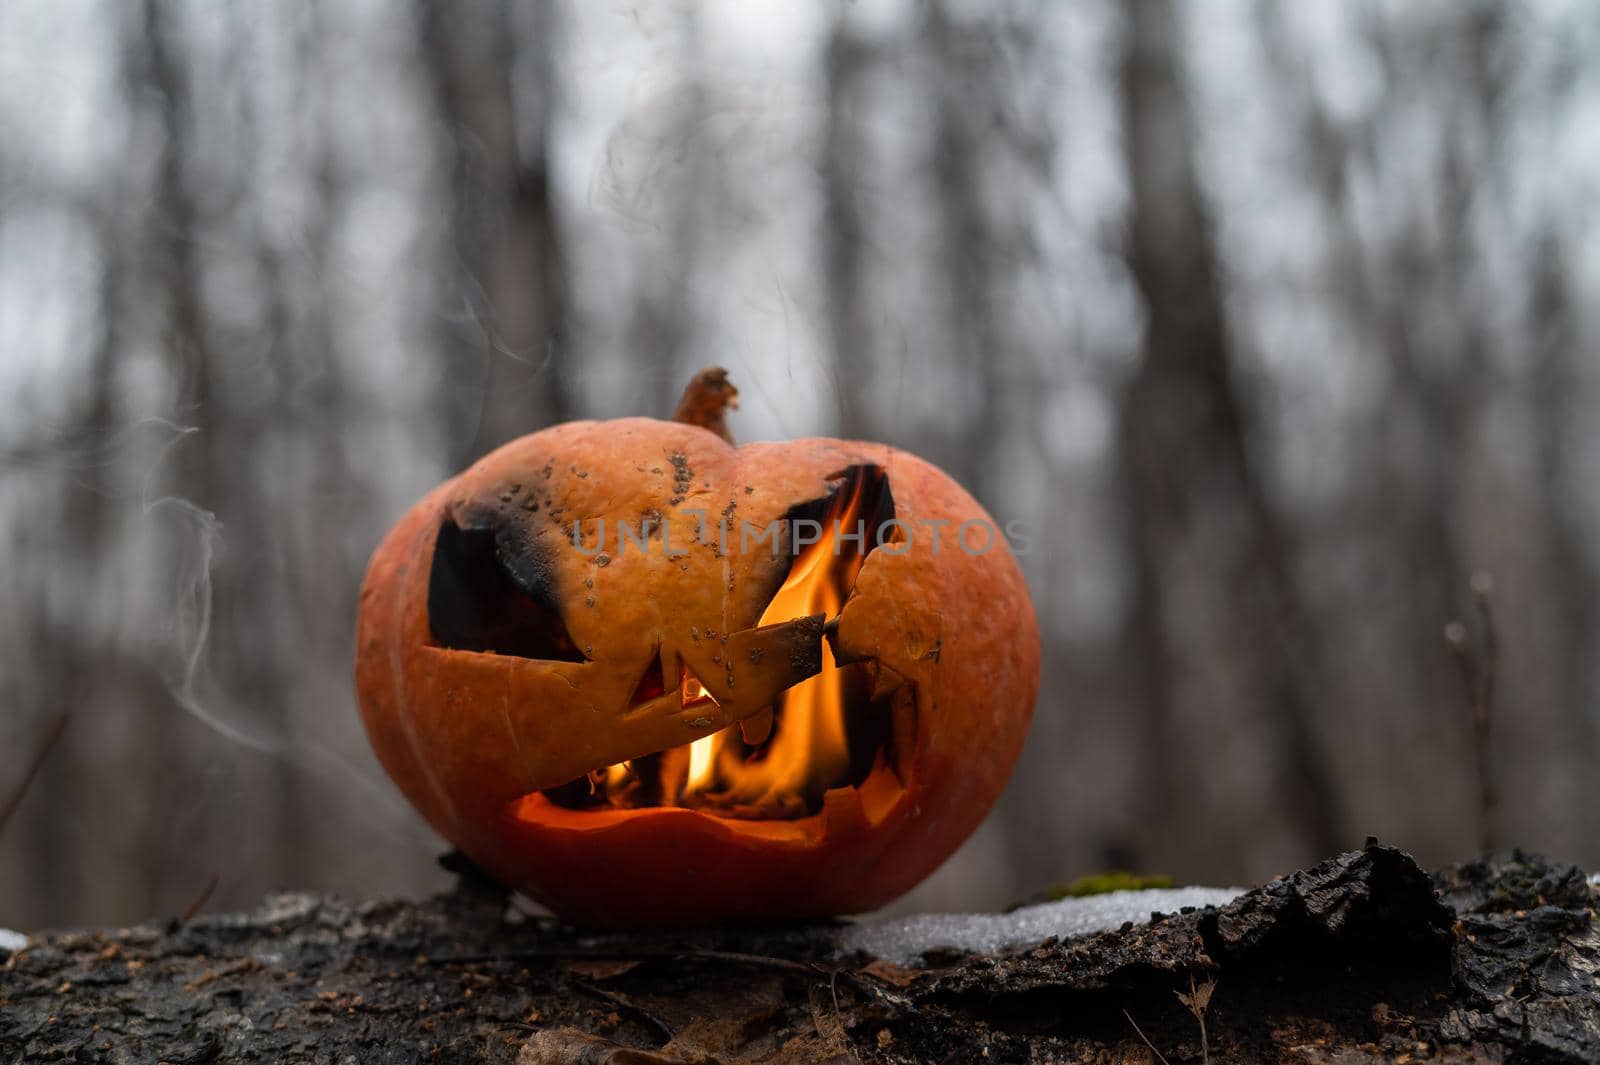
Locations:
1049;871;1175;899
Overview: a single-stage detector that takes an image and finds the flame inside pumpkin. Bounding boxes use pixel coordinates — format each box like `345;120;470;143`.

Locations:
554;468;894;819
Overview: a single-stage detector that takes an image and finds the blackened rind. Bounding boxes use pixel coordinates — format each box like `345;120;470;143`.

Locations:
760;465;896;613
493;519;564;615
427;515;585;662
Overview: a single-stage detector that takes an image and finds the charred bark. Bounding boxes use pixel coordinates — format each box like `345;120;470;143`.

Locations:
4;843;1595;1063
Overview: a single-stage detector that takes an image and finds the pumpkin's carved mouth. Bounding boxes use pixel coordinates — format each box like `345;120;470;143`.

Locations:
543;662;914;821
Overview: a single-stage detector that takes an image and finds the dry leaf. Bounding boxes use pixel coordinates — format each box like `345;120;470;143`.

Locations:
857;959;918;988
565;958;644;982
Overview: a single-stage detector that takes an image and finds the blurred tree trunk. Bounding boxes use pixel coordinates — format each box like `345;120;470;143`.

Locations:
822;15;873;441
925;1;1000;505
1351;6;1508;850
1528;230;1598;848
415;0;573;466
133;0;216;920
624;5;714;412
279;0;357;882
23;231;123;926
235;2;340;892
1116;0;1343;862
1253;3;1497;853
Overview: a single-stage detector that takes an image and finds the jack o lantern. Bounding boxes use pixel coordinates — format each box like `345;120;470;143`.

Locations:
355;369;1039;925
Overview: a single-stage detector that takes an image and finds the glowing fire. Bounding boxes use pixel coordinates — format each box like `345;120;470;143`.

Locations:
681;515;858;810
574;473;880;818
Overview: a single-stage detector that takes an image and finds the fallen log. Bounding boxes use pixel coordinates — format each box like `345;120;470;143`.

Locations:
2;842;1595;1063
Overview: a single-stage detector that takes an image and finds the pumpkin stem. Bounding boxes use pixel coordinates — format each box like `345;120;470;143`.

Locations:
673;367;739;444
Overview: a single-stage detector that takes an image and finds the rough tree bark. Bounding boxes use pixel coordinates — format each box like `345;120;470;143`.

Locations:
4;843;1595;1063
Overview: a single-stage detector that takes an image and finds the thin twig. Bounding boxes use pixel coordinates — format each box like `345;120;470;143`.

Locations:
425;945;820;976
568;978;675;1042
1446;571;1500;853
179;872;221;924
1121;1008;1173;1065
0;712;70;838
689;948;822;975
1473;575;1500;853
417;940;923;1019
427;947;633;966
1185;972;1212;1065
424;942;901;1012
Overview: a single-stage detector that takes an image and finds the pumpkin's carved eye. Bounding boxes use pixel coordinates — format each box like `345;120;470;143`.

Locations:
781;464;898;557
427;519;586;662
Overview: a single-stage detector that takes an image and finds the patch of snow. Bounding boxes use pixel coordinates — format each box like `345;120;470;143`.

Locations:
839;887;1247;966
254;893;322;925
1588;872;1600;891
0;928;27;953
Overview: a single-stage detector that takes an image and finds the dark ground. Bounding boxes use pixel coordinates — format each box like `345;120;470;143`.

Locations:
2;842;1596;1063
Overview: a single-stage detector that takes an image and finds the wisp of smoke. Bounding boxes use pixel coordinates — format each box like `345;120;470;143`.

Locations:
141;421;423;831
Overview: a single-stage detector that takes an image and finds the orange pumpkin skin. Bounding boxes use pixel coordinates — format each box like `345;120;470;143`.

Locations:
355;416;1039;925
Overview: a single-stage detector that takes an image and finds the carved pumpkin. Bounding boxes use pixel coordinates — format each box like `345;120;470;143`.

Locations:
355;369;1039;925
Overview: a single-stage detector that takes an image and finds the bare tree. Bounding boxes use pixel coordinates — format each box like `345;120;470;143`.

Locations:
923;1;1002;503
821;13;875;441
20;224;124;925
415;0;574;465
1528;228;1598;849
121;0;217;918
1117;0;1343;861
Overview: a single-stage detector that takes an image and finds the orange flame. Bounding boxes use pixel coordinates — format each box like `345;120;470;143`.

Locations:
587;473;877;816
681;493;864;809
